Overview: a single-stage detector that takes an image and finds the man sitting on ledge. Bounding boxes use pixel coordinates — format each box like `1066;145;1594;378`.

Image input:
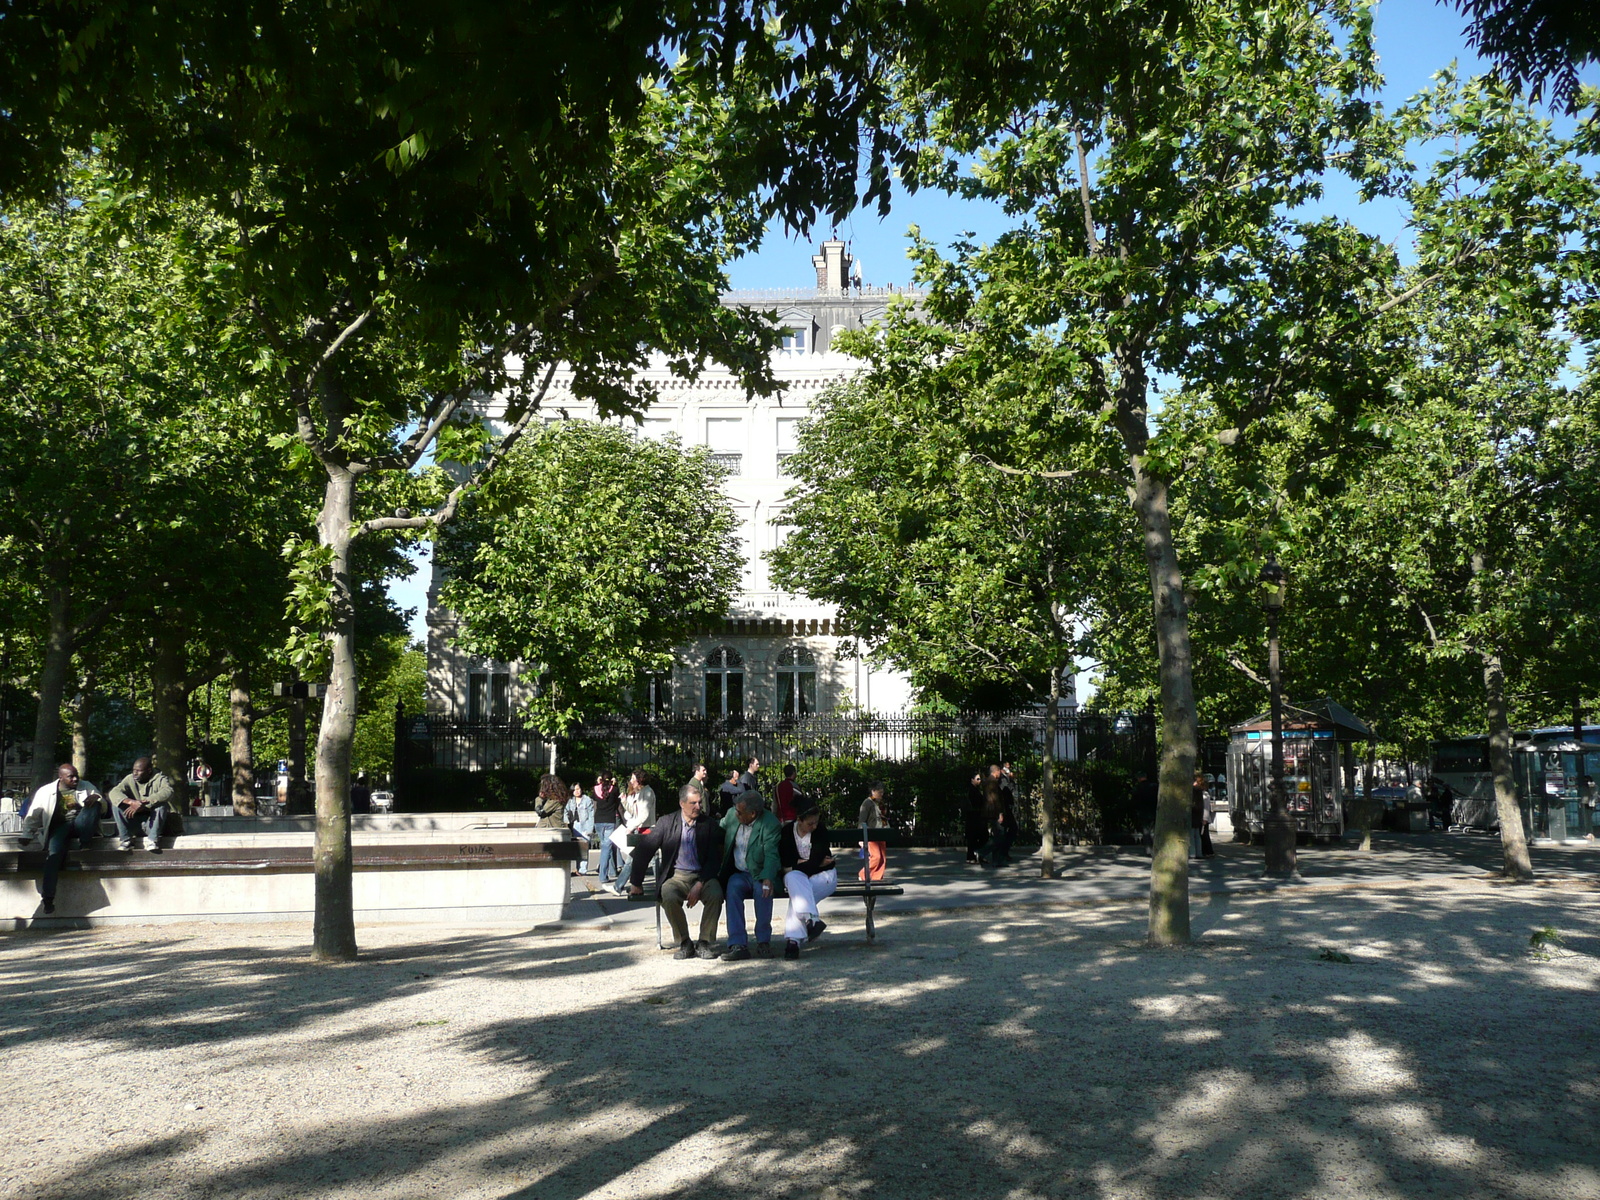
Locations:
108;757;177;853
628;781;724;960
22;764;106;915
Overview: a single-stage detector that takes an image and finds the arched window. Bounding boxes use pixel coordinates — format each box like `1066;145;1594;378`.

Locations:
777;646;817;715
704;647;745;716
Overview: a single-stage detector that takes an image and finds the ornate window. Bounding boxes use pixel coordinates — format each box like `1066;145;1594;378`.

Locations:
704;647;745;716
777;646;817;715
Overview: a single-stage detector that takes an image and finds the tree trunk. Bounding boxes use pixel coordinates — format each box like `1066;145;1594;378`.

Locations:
1471;551;1532;880
1360;741;1377;853
70;670;95;780
313;469;359;961
1482;649;1534;881
1039;665;1059;878
151;628;190;813
230;665;256;816
1133;465;1197;946
31;573;74;787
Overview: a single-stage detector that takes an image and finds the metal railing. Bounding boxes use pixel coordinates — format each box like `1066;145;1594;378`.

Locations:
724;286;923;303
397;709;1154;778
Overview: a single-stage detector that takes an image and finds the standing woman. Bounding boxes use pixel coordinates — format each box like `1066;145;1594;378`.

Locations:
624;771;657;833
565;781;596;875
779;804;837;960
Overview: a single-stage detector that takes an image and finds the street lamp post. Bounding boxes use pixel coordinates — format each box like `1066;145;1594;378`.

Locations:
1259;555;1296;876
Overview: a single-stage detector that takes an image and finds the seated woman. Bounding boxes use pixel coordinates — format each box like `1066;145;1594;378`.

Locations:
779;804;837;960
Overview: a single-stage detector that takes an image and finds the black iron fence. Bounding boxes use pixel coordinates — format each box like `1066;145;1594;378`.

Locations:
395;708;1157;845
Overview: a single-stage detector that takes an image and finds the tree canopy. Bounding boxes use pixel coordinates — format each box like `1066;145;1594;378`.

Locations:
438;421;739;734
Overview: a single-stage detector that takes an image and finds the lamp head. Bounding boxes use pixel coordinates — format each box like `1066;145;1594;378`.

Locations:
1258;555;1287;614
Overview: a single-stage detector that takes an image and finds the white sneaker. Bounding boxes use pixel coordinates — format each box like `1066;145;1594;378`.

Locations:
118;840;134;852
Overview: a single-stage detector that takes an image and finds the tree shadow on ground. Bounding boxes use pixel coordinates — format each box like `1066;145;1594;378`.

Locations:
5;886;1599;1200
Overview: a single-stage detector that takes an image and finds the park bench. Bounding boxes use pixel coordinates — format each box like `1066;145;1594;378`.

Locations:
621;827;905;948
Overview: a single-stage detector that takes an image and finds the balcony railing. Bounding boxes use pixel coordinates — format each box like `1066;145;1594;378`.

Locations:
708;452;742;473
727;591;836;617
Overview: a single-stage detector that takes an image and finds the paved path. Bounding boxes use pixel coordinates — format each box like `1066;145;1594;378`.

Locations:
565;832;1600;932
5;876;1597;1199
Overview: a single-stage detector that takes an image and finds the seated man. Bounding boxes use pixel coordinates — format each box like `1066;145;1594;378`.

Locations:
628;782;725;960
718;789;780;961
108;757;177;853
22;763;107;915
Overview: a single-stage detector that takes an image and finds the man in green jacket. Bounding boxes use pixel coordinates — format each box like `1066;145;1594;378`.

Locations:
719;790;780;961
108;757;179;852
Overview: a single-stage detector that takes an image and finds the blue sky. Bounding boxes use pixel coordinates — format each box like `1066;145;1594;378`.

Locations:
729;1;1599;293
390;2;1596;643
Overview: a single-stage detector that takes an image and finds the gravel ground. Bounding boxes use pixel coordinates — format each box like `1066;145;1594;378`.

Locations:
2;879;1597;1200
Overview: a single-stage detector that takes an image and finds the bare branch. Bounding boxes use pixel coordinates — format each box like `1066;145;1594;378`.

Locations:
1417;605;1443;651
1226;653;1269;689
370;392;468;473
1073;126;1102;257
181;650;231;694
68;598;121;646
1373;270;1447;316
305;307;373;391
355;360;560;539
291;387;331;465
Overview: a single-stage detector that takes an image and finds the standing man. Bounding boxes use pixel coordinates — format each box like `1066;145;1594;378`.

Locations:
775;764;800;824
350;773;372;815
964;771;988;864
999;762;1018;819
738;755;761;795
717;767;743;817
108;757;177;852
628;783;725;959
719;790;781;960
22;764;106;914
985;763;1015;866
1190;770;1210;859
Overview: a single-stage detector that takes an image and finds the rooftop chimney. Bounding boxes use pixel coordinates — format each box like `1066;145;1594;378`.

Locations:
812;239;851;291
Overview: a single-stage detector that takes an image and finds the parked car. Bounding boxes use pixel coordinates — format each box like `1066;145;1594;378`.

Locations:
370;790;395;813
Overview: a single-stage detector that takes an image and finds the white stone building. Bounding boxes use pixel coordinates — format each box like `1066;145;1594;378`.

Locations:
425;240;918;721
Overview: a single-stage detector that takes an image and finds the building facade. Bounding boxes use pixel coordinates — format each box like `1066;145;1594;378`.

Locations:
425;240;918;721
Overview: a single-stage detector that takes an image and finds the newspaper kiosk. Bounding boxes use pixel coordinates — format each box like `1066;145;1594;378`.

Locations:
1228;700;1370;844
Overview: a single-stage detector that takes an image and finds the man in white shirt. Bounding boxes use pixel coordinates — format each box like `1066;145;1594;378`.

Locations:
22;763;106;914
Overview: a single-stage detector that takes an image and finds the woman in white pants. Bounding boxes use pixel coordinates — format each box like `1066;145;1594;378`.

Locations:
779;806;837;960
606;772;658;894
